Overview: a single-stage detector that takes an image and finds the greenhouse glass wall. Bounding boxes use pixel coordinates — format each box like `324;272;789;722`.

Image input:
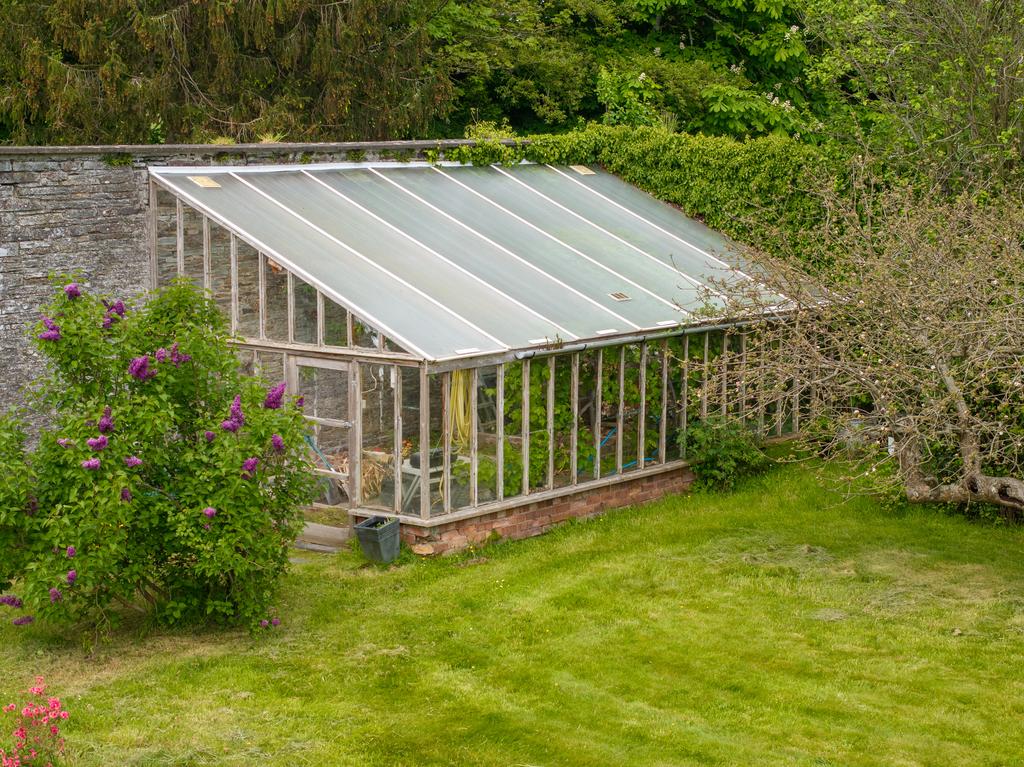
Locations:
148;162;798;525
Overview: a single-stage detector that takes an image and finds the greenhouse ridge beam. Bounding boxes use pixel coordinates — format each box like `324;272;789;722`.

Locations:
149;161;768;362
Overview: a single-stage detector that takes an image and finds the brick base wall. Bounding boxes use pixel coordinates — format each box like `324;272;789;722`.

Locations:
396;466;695;555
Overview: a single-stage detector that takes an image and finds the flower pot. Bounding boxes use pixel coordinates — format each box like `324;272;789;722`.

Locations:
354;515;400;564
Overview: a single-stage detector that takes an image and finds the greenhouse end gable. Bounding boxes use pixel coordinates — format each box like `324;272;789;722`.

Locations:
148;160;794;539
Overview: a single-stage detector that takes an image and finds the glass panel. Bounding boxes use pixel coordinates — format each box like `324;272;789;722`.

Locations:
323;295;348;347
235;348;255;376
664;336;686;461
501;361;524;500
353;316;378;349
209;222;232;320
293;278;318;344
236;239;260;338
600;347;621;477
528;359;549;490
552;357;574;489
255;351;284;384
264;257;288;342
397;367;421;515
154;186;178;286
448;369;474;510
476;366;499;504
428;373;446;516
306;424;352;509
576;350;600;482
360;363;396;509
644;344;663;468
621;345;641;474
382;336;407;354
181;205;204;287
296;365;349;422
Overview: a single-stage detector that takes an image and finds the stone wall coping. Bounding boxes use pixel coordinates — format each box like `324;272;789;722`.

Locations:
0;138;524;159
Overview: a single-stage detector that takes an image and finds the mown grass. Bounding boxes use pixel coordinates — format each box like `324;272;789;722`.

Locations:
2;460;1023;766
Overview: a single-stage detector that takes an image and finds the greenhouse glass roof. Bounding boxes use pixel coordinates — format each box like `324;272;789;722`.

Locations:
149;162;762;362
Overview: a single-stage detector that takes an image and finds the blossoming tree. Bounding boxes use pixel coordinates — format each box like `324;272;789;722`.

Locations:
0;278;315;630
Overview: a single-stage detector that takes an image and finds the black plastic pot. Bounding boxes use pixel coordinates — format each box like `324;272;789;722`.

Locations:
354;515;401;564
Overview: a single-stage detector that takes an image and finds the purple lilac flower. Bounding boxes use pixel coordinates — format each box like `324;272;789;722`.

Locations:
203;507;217;519
101;315;114;329
120;487;132;502
204;430;216;443
0;595;23;609
66;546;76;558
56;438;73;449
98;407;114;434
109;300;126;317
128;355;156;381
203;523;211;531
230;395;245;427
264;382;286;410
270;617;280;627
42;316;59;331
86;435;108;451
170;342;191;366
81;458;101;470
38;328;61;342
241;457;259;477
259;619;269;629
49;588;62;603
295;396;304;409
124;455;142;468
66;570;77;585
271;434;285;452
220;419;240;433
154;347;168;363
12;616;34;626
64;283;81;299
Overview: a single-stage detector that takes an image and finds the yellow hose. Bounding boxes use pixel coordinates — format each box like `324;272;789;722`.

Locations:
449;370;473;450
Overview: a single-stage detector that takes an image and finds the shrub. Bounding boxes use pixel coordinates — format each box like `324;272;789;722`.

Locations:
681;417;771;492
0;278;315;630
0;676;69;767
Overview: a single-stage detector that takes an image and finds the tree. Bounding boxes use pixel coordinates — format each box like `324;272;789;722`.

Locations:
719;169;1024;516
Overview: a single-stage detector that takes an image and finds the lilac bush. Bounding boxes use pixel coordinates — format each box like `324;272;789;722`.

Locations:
0;278;315;630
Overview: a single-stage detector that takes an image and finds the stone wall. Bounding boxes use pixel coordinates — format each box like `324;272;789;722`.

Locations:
0;139;496;416
378;464;695;555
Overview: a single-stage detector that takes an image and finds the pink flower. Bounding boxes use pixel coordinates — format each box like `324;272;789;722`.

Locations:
264;382;286;409
124;455;142;467
259;619;269;628
202;507;216;519
2;704;14;713
86;435;108;451
241;457;259;478
56;438;72;449
63;283;81;299
48;588;61;603
66;546;75;558
98;407;114;433
154;347;168;363
271;434;284;452
204;430;216;443
121;487;132;502
80;458;100;470
271;617;280;627
65;571;76;585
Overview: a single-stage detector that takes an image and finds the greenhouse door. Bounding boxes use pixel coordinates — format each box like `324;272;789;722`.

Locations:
288;356;358;512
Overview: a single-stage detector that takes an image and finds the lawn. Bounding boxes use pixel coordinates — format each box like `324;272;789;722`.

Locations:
2;461;1023;766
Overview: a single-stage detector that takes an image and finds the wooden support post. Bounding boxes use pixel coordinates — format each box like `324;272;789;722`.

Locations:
721;331;729;417
175;198;184;275
393;366;403;514
496;364;505;502
546;356;555;490
616;346;624;475
521;359;531;496
229;235;238;335
701;332;709;422
570;353;579;485
346;313;354;348
286;272;295;344
659;340;668;464
419;366;430;519
470;367;479;507
739;331;747;426
148;181;158;290
258;253;267;341
316;291;325;347
350;364;363;508
594;349;603;480
443;371;452;514
638;343;647;470
681;335;689;460
202;217;211;292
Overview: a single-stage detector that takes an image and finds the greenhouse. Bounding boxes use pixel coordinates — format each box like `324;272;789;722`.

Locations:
148;161;797;528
